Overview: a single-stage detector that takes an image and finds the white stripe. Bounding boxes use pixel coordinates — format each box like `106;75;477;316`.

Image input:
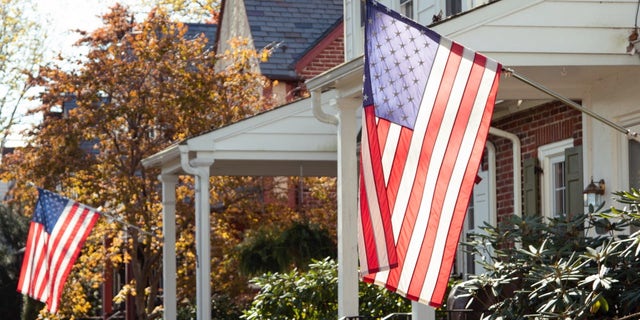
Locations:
357;202;369;274
361;116;391;270
32;230;49;300
51;206;97;312
420;59;499;302
20;224;43;295
396;44;476;295
374;38;453;287
381;123;401;185
390;38;453;242
48;203;81;284
18;224;38;294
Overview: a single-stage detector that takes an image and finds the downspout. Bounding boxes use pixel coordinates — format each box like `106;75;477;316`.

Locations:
311;90;339;125
486;141;497;226
488;127;522;217
179;145;213;320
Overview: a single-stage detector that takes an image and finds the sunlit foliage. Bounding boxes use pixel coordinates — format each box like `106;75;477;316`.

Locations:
2;4;271;319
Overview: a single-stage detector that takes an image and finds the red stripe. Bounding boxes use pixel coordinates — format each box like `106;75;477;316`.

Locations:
360;168;380;272
364;106;397;270
386;127;412;213
33;230;49;299
376;118;391;156
406;48;486;300
48;204;85;289
385;42;465;292
17;223;38;291
50;209;99;312
430;66;501;306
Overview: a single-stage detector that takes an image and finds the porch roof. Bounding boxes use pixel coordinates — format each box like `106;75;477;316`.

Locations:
141;90;341;176
144;0;640;172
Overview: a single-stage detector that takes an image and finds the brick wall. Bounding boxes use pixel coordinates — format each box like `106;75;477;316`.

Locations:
297;35;344;79
489;101;582;223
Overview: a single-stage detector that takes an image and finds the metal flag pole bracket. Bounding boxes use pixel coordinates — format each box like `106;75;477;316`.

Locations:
502;67;640;142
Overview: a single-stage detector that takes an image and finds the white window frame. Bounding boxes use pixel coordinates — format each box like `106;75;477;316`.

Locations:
399;0;414;18
538;139;573;219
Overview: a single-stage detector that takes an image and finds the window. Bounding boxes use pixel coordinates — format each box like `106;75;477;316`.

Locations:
465;190;476;275
446;0;462;16
631;140;640;188
550;155;566;217
400;0;413;19
628;125;640;232
629;131;640;189
456;168;492;277
538;139;583;219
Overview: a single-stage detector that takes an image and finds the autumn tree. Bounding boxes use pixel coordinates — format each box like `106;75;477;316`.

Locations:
0;0;45;155
145;0;221;22
2;4;272;319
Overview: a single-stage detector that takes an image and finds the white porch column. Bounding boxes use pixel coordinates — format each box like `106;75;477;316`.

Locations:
160;174;178;320
336;97;360;318
180;146;214;320
412;301;436;320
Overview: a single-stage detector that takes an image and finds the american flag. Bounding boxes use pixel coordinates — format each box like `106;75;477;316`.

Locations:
17;188;100;313
358;0;501;307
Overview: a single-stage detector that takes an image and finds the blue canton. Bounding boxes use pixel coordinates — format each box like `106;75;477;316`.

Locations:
363;1;440;129
33;189;69;234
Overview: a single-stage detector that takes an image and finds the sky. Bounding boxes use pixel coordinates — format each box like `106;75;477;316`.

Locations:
35;0;145;61
6;1;145;147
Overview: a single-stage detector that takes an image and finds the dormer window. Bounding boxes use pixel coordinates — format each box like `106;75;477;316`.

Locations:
446;0;462;16
400;0;413;19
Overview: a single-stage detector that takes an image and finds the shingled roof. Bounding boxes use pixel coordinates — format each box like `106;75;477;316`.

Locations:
184;23;218;49
242;0;343;80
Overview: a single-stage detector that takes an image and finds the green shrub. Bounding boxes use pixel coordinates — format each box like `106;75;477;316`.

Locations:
242;258;410;319
458;189;640;319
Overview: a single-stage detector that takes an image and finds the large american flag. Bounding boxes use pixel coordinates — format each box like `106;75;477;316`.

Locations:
17;188;100;313
358;0;501;307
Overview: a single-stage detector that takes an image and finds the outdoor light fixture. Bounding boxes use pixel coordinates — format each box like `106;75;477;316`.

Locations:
583;178;606;208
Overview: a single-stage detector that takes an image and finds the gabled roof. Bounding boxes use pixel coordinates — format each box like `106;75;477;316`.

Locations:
141;90;345;177
242;0;343;80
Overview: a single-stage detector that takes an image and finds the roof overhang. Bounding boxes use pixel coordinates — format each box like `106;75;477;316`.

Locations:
309;0;640;116
142;91;340;177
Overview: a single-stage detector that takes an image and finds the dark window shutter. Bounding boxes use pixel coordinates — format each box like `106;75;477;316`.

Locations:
523;157;539;216
565;146;583;218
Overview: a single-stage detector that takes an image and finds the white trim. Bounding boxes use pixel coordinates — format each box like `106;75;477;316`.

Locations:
538;138;573;219
616;113;640;192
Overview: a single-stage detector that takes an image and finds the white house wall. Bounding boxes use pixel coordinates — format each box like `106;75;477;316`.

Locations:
432;0;639;67
586;68;640;200
346;0;640;66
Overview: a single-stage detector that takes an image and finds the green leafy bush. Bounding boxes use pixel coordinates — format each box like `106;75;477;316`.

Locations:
242;258;410;319
458;189;640;319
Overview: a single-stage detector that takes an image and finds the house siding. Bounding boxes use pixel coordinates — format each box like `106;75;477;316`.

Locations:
489;101;582;223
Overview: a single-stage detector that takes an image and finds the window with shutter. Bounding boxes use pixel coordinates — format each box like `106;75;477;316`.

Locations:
446;0;462;16
564;146;583;218
538;139;582;219
400;0;413;18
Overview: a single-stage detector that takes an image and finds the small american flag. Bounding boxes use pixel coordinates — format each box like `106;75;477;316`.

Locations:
358;0;501;307
17;188;100;313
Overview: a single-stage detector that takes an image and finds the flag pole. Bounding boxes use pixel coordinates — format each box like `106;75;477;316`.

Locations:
502;67;640;142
